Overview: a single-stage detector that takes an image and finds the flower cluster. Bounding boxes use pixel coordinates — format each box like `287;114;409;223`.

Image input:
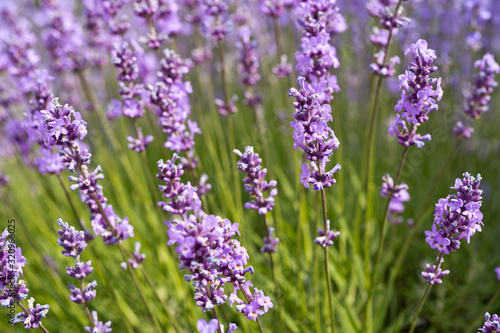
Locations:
421;259;450;285
158;154;272;321
380;174;410;224
39;98;88;149
424;172;483;255
479;313;500;333
197;318;237;333
149;50;201;161
69;165;134;245
454;53;499;138
110;42;153;153
234;146;277;215
156;154;202;217
289;77;341;191
0;228;50;329
236;26;262;106
294;0;344;104
367;0;410;77
134;0;181;49
202;0;232;40
167;213;272;320
389;39;443;148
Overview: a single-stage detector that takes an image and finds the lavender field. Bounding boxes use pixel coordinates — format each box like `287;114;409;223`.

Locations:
0;0;499;332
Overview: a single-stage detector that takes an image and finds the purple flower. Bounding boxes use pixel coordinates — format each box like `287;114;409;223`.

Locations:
234;146;278;215
197;318;219;333
85;311;112;333
126;128;154;153
314;219;340;248
34;147;65;175
479;312;500;333
68;281;97;303
9;297;50;329
453;53;499;138
425;173;483;255
120;242;146;269
261;227;279;253
495;267;500;281
289;77;341;190
272;55;292;78
380;174;410;217
39;98;88;148
57;218;88;258
389;39;443;148
421;261;450;285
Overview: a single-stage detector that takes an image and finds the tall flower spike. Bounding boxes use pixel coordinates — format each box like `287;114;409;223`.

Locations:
454;53;499;139
425;172;483;255
289;76;341;191
388;39;443;148
234;146;278;215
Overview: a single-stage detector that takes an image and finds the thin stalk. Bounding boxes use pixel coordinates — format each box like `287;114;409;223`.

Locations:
216;38;229;106
16;301;50;333
56;173;86;232
139;266;183;333
464;287;500;332
391;140;460;280
211;307;223;333
362;138;412;333
73;155;162;331
273;17;283;61
132;119;161;205
360;0;404;281
320;185;335;333
77;71;121;153
80;278;96;327
409;253;444;333
263;214;283;331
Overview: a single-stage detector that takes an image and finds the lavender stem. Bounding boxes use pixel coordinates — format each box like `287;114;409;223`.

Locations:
409;252;444;333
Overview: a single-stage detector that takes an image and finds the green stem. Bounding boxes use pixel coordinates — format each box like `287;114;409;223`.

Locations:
77;71;121;153
409;253;444;333
362;139;411;332
464;287;500;332
390;140;460;280
319;171;335;333
263;214;283;331
56;173;87;232
211;308;223;333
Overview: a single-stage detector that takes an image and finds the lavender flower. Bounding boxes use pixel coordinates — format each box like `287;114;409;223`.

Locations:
0;229;50;328
237;26;262;105
314;219;340;248
120;242;146;269
197;318;220;333
57;219;88;258
380;174;410;222
463;53;499;119
454;53;499;139
367;0;410;77
289;77;341;191
234;146;278;215
388;39;443;148
85;311;112;333
272;55;292;79
9;297;50;329
425;172;483;255
294;0;344;104
421;259;450;285
261;227;279;254
495;267;500;281
479;312;500;333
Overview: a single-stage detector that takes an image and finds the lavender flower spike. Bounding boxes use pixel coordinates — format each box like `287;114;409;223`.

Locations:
479;312;500;333
454;53;499;138
289;76;341;191
425;172;483;255
234;146;278;215
464;53;500;119
388;39;443;148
